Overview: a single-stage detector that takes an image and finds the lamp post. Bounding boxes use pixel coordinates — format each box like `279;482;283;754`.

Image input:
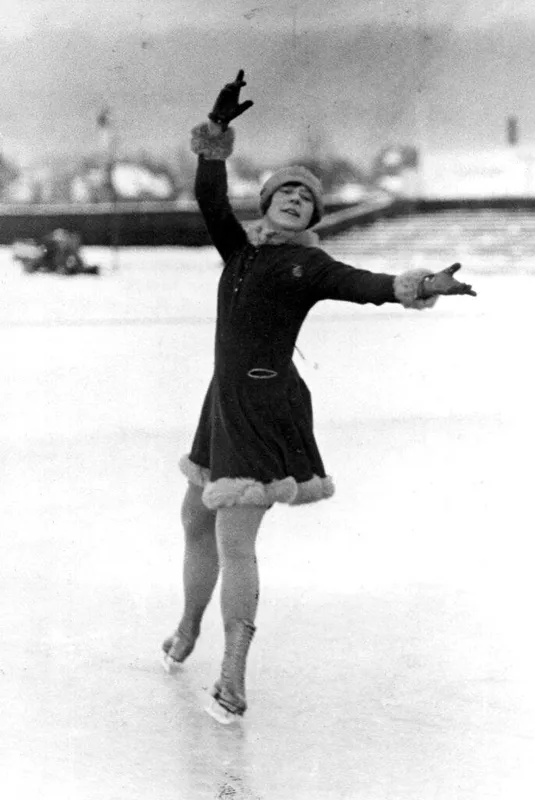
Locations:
97;106;120;270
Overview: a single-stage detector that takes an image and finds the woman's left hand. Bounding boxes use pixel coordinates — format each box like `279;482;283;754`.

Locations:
208;70;254;130
419;263;477;298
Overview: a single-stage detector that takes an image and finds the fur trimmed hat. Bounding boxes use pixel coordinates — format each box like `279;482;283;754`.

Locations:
259;166;324;228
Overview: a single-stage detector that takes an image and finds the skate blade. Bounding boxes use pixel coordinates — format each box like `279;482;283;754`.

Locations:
162;653;185;674
205;698;240;725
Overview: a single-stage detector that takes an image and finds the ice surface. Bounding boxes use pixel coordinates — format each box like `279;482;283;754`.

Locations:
1;246;534;799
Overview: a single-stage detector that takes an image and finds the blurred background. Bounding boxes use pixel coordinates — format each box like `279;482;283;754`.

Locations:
2;0;535;209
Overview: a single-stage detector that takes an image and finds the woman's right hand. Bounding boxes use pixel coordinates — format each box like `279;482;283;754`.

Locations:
419;263;477;298
208;70;254;130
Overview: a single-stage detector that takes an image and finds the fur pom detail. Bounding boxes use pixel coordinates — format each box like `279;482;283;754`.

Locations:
190;122;235;160
394;269;439;310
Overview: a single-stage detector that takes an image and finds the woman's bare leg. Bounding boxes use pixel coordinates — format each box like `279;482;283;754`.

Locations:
207;505;266;720
163;482;219;668
216;505;265;627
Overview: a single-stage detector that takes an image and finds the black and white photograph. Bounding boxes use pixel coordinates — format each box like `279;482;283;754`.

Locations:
1;1;534;798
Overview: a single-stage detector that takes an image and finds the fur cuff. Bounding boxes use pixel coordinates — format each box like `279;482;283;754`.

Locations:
190;122;235;160
394;269;439;310
179;456;335;508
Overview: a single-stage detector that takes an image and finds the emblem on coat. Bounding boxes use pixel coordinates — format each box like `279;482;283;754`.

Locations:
291;263;303;278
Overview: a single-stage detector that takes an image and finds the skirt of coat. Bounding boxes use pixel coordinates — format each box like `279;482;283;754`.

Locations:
179;365;335;509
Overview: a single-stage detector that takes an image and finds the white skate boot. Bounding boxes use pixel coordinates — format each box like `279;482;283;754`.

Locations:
205;620;256;724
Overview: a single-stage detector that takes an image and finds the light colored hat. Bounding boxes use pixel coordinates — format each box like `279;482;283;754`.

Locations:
259;165;323;228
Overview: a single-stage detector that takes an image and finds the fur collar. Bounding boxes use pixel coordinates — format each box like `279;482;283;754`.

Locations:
246;220;320;248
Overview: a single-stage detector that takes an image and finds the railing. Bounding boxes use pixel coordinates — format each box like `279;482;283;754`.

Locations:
0;194;386;247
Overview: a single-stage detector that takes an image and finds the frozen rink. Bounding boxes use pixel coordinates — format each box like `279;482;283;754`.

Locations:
2;245;535;800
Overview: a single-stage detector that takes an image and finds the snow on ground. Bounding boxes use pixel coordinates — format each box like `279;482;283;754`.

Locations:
1;246;534;800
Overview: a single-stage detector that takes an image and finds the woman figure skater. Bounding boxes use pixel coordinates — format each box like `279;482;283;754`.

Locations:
162;71;476;724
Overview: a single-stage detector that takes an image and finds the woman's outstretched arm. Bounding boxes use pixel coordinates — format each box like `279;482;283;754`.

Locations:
304;249;476;309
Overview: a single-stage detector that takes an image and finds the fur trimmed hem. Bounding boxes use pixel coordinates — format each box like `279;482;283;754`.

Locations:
179;455;335;509
394;269;439;310
179;454;210;487
190;122;235;160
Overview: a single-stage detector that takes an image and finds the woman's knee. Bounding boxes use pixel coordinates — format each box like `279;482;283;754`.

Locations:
181;482;216;539
216;506;266;561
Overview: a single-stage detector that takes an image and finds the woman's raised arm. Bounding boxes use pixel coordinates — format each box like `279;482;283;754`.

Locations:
190;71;254;262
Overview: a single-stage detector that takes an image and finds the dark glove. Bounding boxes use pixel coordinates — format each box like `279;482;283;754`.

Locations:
418;263;477;298
208;70;254;130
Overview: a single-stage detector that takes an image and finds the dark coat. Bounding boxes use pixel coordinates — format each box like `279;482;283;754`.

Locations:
180;154;429;509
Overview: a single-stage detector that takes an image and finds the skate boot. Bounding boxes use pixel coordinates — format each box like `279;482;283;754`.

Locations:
205;620;256;725
162;621;199;674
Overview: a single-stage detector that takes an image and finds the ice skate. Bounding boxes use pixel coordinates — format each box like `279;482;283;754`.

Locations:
205;619;255;724
205;693;241;725
161;623;198;674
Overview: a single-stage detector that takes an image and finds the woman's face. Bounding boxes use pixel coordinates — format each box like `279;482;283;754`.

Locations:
265;183;315;231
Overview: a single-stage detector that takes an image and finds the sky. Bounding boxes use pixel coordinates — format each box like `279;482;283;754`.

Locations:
2;1;535;169
3;0;535;38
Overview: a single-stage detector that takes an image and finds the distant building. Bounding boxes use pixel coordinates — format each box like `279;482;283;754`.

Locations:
70;161;179;203
415;148;535;200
